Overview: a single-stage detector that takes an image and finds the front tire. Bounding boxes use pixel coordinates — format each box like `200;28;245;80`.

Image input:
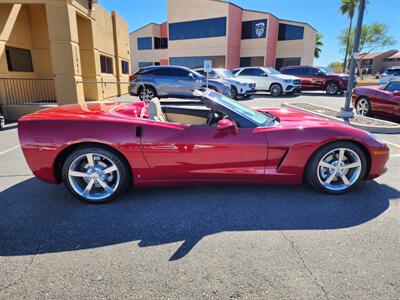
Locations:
326;82;339;95
305;142;367;194
270;83;282;97
355;97;371;116
231;86;238;99
62;146;130;204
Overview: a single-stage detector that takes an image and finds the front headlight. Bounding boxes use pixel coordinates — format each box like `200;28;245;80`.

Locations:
283;79;292;83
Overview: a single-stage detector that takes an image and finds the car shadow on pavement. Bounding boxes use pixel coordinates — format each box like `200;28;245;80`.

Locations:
0;178;398;261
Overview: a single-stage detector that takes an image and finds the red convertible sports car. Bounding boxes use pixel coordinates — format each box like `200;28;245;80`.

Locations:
352;80;400;121
18;90;389;203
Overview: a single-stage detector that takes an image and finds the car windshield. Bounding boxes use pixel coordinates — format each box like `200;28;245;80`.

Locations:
214;69;235;78
203;90;274;126
319;67;335;75
385;81;400;92
261;67;280;75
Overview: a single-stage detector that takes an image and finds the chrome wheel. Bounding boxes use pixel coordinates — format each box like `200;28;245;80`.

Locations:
140;88;155;102
326;82;338;95
68;153;120;201
317;148;362;191
356;98;370;116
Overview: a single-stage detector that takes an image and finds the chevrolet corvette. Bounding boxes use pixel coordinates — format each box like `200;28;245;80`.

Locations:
353;80;400;121
18;90;389;203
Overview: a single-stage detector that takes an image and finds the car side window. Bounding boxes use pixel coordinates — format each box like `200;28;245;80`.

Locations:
239;68;264;76
306;68;320;76
152;68;173;76
171;68;189;77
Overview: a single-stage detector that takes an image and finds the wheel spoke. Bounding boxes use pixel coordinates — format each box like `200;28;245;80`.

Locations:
82;179;95;197
69;170;90;178
103;165;117;174
338;148;345;164
340;174;351;186
324;171;337;184
320;161;335;169
86;153;95;167
341;162;361;169
96;178;113;193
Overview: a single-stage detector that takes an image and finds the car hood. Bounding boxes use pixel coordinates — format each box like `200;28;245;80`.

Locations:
271;74;300;80
255;107;356;131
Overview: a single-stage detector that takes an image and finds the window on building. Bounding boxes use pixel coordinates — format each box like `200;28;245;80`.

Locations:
121;60;129;74
154;37;168;49
169;17;226;40
278;23;304;41
137;37;152;50
138;62;153;68
241;19;267;39
275;57;301;70
361;59;373;66
169;56;225;69
5;46;33;72
238;68;265;76
240;56;264;67
100;55;113;74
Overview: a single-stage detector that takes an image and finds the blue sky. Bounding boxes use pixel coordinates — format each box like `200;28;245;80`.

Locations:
100;0;400;66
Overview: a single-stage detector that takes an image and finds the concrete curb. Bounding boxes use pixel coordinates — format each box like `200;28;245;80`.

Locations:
281;103;400;134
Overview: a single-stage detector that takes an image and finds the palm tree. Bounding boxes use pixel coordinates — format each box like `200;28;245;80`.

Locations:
314;33;323;59
340;0;358;73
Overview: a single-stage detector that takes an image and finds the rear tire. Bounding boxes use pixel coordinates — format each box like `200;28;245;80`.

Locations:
305;141;367;194
138;86;156;102
62;146;130;204
270;83;283;97
355;97;372;116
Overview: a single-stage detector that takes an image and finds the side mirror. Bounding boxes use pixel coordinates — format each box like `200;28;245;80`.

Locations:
217;119;238;133
261;73;268;77
393;91;400;96
188;73;195;79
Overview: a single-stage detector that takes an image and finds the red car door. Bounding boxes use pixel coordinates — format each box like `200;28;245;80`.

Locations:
374;90;400;117
140;124;268;181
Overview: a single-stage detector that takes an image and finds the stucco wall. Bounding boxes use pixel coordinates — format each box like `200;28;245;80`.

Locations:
276;20;316;66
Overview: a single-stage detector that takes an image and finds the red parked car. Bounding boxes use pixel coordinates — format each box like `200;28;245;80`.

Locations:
280;66;353;95
18;90;389;204
352;80;400;121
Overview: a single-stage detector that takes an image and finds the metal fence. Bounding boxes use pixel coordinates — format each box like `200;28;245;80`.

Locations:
0;78;57;105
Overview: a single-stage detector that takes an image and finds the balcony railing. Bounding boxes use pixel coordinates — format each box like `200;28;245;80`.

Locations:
0;78;57;105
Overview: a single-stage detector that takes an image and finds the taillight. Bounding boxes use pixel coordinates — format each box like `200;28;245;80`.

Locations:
129;75;137;81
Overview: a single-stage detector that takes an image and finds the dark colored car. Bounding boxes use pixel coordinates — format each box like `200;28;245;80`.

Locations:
352;80;400;121
129;66;231;101
280;66;354;95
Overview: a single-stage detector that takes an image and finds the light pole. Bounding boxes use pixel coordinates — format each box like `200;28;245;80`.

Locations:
337;0;366;119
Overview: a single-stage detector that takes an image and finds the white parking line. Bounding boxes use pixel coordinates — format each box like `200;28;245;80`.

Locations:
384;140;400;148
0;145;20;156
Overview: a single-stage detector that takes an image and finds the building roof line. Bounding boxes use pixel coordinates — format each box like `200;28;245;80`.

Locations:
210;0;317;32
129;22;165;35
131;0;317;34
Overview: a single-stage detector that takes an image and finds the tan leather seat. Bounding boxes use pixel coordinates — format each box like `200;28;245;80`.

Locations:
148;99;167;122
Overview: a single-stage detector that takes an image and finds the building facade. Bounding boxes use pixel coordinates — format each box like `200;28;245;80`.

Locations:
130;0;317;74
358;50;399;75
0;0;130;120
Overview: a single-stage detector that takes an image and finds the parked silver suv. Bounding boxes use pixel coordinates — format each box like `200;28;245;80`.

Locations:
129;66;231;101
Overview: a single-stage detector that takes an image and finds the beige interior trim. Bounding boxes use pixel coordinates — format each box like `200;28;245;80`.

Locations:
165;113;207;125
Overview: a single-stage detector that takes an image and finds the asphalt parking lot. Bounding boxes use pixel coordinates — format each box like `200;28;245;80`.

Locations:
1;93;399;299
